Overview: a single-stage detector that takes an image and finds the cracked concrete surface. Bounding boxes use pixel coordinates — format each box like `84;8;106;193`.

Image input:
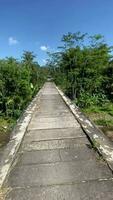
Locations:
57;85;113;170
3;82;113;199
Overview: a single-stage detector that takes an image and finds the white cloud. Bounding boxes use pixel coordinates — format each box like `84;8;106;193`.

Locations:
40;45;48;51
42;59;47;64
8;37;19;45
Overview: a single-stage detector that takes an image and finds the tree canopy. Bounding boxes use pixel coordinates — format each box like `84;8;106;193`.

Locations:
48;32;113;108
0;51;47;119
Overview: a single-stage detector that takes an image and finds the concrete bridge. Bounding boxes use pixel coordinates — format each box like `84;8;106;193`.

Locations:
1;82;113;199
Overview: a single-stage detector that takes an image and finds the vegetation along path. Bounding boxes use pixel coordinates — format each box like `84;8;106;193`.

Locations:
3;82;113;199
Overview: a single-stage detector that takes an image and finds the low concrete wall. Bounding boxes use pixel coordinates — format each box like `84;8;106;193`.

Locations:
0;85;45;188
56;86;113;172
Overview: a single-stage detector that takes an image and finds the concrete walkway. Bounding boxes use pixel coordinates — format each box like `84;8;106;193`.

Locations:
4;82;113;199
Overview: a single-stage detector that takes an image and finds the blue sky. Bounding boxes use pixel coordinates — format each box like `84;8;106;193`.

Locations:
0;0;113;65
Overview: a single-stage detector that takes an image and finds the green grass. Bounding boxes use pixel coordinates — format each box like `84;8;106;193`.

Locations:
82;102;113;141
0;117;16;148
82;102;113;114
94;119;113;126
83;104;113;127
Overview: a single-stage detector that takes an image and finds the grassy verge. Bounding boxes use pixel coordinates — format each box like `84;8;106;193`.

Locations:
82;103;113;141
0;88;39;149
0;117;16;148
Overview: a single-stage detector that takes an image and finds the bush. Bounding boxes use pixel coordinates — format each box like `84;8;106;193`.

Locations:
75;92;108;108
0;51;47;120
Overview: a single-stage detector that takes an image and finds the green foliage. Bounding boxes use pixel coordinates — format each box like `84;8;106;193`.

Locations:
82;102;113;129
48;32;113;109
75;92;108;108
0;51;47;120
94;119;113;127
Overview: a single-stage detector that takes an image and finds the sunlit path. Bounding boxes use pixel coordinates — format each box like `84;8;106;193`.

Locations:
4;82;113;200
